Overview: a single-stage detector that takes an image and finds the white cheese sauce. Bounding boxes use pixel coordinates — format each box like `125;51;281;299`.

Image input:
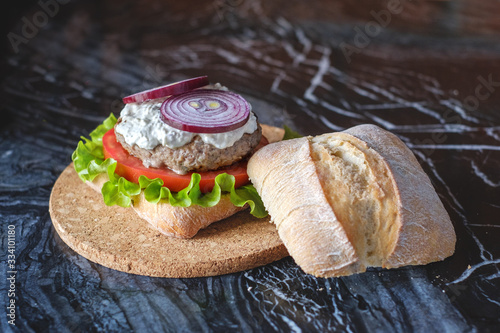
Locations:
114;86;258;150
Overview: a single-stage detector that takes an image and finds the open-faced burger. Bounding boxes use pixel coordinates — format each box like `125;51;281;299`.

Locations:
72;76;273;238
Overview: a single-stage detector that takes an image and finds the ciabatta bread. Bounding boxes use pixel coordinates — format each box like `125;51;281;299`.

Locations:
247;124;456;277
86;172;245;238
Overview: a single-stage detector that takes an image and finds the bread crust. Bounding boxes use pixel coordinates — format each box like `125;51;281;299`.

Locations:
247;124;456;277
247;137;359;277
132;192;246;238
86;172;245;238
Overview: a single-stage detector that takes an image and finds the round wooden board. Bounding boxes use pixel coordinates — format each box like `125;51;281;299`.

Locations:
49;164;288;278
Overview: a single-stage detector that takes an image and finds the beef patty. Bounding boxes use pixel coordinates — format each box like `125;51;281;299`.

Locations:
115;120;262;175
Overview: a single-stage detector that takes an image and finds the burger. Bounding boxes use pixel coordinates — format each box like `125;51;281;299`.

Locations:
72;76;278;238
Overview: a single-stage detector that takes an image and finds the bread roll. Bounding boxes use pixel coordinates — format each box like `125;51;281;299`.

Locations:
86;171;245;238
247;124;456;277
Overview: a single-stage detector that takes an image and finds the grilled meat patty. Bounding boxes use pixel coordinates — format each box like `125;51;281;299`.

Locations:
115;120;262;175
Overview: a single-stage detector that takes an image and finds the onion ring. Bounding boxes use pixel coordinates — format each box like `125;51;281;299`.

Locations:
122;76;209;103
160;89;250;134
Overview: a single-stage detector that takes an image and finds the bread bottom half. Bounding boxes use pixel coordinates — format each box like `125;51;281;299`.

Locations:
86;173;245;238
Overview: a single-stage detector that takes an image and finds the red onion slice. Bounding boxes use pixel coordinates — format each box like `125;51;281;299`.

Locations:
122;76;209;103
160;89;250;133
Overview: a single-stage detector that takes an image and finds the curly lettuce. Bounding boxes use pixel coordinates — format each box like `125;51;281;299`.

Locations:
71;114;267;218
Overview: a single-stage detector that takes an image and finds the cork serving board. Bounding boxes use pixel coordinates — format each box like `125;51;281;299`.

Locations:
48;125;288;278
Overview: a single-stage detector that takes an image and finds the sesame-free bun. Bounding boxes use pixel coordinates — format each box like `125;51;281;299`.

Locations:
247;124;456;277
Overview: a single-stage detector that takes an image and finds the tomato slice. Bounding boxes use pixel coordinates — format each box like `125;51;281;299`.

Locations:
102;128;266;193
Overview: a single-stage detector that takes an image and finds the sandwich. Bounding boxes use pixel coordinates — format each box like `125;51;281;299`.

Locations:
72;76;275;239
70;75;456;277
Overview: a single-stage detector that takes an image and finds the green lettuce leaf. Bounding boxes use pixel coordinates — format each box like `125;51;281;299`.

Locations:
71;113;268;218
282;125;303;140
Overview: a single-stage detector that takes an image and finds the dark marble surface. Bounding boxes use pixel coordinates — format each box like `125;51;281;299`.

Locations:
1;0;499;332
